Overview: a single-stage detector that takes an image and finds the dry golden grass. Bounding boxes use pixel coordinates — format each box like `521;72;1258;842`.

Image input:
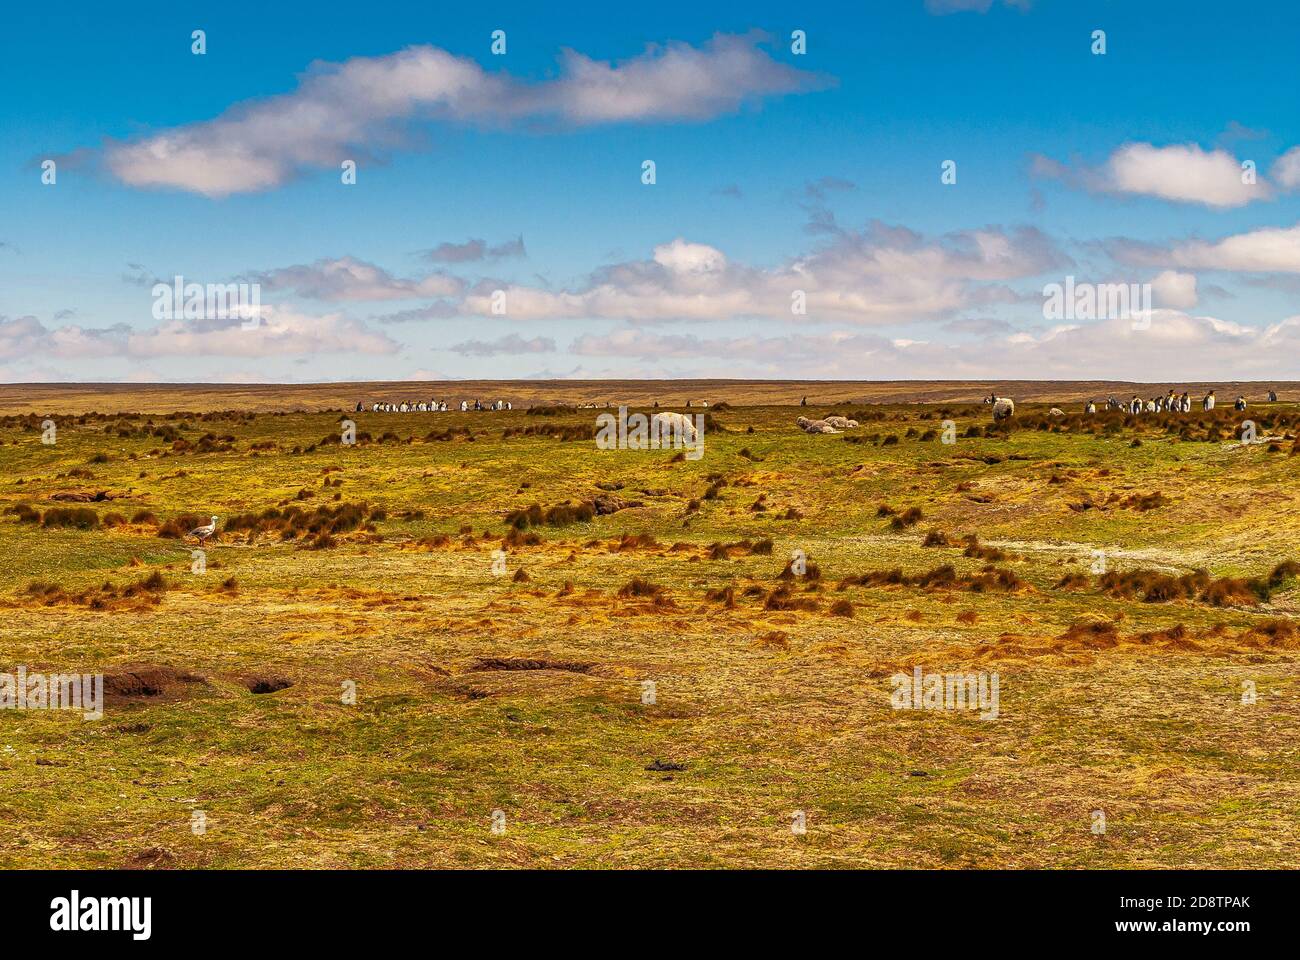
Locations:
0;387;1298;868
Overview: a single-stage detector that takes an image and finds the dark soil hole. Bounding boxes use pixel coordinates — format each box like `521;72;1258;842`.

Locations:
469;657;593;674
645;759;687;772
244;675;294;694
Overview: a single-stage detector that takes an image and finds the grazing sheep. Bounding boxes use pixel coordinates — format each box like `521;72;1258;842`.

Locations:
991;397;1015;421
652;411;699;441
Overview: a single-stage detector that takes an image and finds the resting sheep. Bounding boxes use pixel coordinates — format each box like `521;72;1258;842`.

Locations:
795;416;839;434
823;415;859;429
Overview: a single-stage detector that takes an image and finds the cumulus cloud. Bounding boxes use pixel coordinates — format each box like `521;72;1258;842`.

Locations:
455;224;1067;325
1110;223;1300;274
247;257;464;300
1272;146;1300;190
1150;270;1198;309
422;237;525;263
448;333;555;356
570;310;1300;380
1;306;398;361
1034;142;1271;208
97;34;827;196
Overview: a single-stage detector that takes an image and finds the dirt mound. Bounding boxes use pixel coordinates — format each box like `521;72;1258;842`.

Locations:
469;657;593;674
103;665;207;703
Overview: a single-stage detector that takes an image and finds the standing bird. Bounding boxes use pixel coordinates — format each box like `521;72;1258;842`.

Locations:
189;515;219;545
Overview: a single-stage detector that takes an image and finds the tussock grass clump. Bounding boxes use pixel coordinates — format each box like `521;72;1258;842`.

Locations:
222;501;378;545
502;423;590;442
1099;563;1295;606
157;513;207;538
1242;619;1299;647
889;506;924;530
506;501;596;530
502;528;540;548
707;538;772;560
22;571;167;610
41;506;100;529
9;503;41;523
839;564;1023;593
1055;572;1091;590
1100;569;1203;603
1056;619;1121;649
922;530;950;547
704;585;737;608
611;532;660;552
1121;491;1167;511
764;584;819;611
829;599;854;617
618;578;667;599
962;537;1009;562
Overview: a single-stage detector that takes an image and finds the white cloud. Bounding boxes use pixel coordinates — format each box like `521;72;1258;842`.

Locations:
1035;142;1271;209
569;311;1300;381
1150;270;1198;309
1112;223;1300;274
1;306;398;361
1272;146;1300;190
448;334;556;356
249;257;464;301
423;237;525;263
99;35;826;197
455;224;1066;324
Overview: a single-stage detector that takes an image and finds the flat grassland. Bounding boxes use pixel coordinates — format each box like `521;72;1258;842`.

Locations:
1;391;1298;868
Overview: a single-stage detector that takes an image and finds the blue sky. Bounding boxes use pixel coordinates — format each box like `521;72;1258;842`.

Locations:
2;0;1299;383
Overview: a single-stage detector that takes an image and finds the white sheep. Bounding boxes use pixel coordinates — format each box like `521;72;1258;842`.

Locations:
991;397;1015;421
651;411;699;442
795;416;839;434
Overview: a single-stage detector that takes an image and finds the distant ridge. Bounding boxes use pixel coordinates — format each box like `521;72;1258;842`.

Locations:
1;379;1295;415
